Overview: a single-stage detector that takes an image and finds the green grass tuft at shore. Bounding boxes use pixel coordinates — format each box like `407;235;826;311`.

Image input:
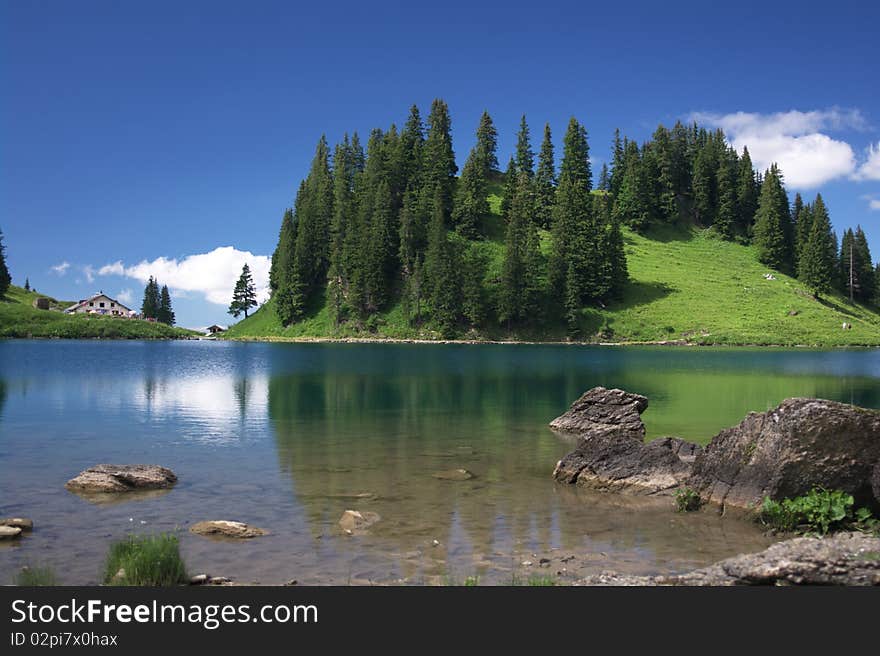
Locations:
0;286;199;339
103;533;188;586
225;224;880;347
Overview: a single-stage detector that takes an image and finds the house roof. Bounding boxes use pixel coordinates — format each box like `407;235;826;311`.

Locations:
65;293;132;313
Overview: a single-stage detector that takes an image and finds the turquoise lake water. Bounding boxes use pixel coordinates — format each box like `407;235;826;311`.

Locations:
2;340;878;584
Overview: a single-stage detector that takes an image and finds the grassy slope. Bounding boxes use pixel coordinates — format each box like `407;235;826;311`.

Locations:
0;286;199;339
226;183;880;346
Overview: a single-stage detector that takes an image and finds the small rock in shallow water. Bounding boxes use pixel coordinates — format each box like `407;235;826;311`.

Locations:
190;520;268;539
0;526;22;539
65;464;177;493
432;469;475;481
338;510;381;534
190;574;209;585
0;518;33;531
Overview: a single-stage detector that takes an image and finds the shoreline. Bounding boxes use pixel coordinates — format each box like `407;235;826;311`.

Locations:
220;335;880;348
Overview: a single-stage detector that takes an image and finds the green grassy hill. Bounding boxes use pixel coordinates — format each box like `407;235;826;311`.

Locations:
0;286;199;339
226;221;880;346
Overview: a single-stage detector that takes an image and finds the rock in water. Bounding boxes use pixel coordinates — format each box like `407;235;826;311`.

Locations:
549;387;649;438
689;398;880;509
0;518;33;531
0;526;22;539
190;521;268;539
551;387;700;495
432;469;475;481
65;464;177;493
580;532;880;586
338;510;381;534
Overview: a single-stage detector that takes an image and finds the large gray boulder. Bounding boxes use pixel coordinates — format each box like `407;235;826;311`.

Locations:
579;532;880;586
551;387;700;495
689;398;880;510
550;387;649;438
65;464;177;493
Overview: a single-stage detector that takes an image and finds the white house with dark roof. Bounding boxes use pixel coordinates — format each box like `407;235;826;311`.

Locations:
65;293;134;317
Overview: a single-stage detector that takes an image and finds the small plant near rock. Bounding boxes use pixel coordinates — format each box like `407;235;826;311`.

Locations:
527;576;557;586
103;533;188;586
14;566;57;586
674;487;702;512
758;488;879;536
463;576;480;587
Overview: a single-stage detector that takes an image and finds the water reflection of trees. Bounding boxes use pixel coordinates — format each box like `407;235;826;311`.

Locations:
265;363;789;581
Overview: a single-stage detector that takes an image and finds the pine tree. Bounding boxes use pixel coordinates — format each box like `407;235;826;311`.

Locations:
421;99;457;223
424;187;461;335
714;148;738;240
229;264;258;319
612;141;651;231
609;128;625;198
651;125;679;224
598;163;610;191
840;226;875;303
157;285;175;325
452;117;491;237
550;118;595;311
534;123;556;229
460;245;488;328
736;147;758;237
500;171;535;325
328;137;355;322
400;105;425;191
24;278;30;291
753;165;794;273
474;110;499;176
692;139;717;226
500;156;517;220
0;228;10;299
515;115;534;178
141;276;161;319
798;194;836;297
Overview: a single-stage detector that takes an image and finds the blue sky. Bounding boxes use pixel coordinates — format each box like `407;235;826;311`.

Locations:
2;0;879;328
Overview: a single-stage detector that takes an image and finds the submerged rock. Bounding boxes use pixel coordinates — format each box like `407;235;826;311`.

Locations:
432;468;476;481
65;464;177;493
580;532;880;586
190;520;268;539
0;518;33;531
689;398;880;509
549;387;648;438
338;510;381;534
0;525;22;540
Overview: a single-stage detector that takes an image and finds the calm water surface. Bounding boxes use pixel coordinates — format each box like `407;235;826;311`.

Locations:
2;340;879;584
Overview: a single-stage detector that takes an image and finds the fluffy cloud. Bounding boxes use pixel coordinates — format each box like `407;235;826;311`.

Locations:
863;195;880;211
690;108;863;189
854;142;880;181
96;247;271;306
116;288;134;305
50;261;70;275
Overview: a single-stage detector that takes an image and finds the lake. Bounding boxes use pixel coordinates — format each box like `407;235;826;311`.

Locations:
2;340;879;584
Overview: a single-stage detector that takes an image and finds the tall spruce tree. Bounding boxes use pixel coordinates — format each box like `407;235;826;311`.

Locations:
736;146;759;237
550;117;596;316
753;165;794;273
534;123;556;229
840;226;875;303
798;194;836;297
500;171;539;325
714;147;738;240
609;128;626;198
474;110;499;176
157;285;175;325
424;187;461;335
421;99;457;223
515;115;534;178
0;228;10;299
141;276;161;319
612;141;652;231
500;156;517;219
229;264;258;319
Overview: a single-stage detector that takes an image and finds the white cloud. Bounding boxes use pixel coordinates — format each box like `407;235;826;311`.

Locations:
50;261;70;275
854;142;880;181
690;108;863;189
863;195;880;211
117;288;134;305
95;247;271;306
83;265;95;283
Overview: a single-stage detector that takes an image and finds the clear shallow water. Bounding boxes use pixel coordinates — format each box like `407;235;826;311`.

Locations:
1;340;879;585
